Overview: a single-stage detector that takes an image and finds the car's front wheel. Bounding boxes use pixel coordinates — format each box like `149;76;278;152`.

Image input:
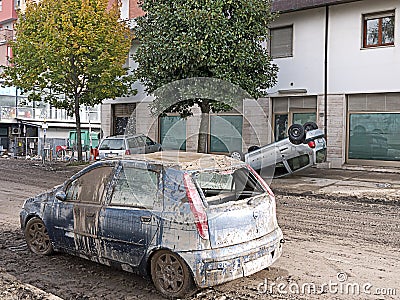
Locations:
288;124;305;145
230;150;244;161
24;217;54;255
151;250;195;298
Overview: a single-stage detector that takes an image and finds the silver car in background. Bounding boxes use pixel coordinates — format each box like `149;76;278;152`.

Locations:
97;134;162;159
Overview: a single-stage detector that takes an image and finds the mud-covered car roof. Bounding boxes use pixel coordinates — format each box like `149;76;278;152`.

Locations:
122;151;246;171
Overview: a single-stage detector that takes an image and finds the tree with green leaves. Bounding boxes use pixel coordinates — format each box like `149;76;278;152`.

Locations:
2;0;135;161
134;0;278;153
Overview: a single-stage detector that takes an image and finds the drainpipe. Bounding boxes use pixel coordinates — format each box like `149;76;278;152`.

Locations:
324;6;329;142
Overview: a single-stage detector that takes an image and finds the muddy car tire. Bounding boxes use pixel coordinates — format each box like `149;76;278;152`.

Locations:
151;250;196;299
288;124;305;145
230;150;244;161
303;121;318;132
24;217;54;256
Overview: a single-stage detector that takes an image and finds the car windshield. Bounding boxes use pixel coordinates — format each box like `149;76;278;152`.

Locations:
193;167;265;205
99;139;124;150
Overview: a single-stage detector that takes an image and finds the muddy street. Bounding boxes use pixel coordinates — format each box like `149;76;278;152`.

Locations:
0;158;399;299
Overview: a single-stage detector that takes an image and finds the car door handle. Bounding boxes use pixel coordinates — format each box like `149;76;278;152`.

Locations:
141;216;151;223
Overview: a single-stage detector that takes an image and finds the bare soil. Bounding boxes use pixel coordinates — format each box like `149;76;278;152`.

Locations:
0;158;399;300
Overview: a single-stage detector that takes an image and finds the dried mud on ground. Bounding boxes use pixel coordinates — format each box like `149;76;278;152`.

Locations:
0;158;399;300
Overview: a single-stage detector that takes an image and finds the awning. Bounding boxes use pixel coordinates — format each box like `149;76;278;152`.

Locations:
17;118;101;129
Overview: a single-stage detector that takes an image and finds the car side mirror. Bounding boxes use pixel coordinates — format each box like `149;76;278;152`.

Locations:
55;191;67;201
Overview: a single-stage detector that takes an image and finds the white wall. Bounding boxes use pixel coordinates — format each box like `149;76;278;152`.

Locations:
120;0;129;21
329;0;400;94
268;7;326;95
269;0;400;96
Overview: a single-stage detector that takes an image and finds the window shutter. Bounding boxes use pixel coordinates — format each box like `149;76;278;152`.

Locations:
113;103;136;117
270;26;293;58
348;93;400;112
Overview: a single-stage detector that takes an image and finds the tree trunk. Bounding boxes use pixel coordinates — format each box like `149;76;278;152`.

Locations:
197;100;210;153
74;95;83;161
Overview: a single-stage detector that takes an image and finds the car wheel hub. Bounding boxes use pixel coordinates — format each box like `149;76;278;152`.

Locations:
157;254;183;292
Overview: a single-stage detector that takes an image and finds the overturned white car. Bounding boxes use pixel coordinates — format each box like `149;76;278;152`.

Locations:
231;122;327;178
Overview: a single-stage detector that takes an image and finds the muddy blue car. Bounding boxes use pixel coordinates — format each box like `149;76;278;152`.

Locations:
20;152;283;298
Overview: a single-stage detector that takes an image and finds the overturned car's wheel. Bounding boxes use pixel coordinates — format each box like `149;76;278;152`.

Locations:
24;217;54;255
230;150;244;161
288;124;305;145
248;145;260;153
303;121;318;132
151;250;196;299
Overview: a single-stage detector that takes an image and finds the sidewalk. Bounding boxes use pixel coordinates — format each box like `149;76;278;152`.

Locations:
269;165;400;203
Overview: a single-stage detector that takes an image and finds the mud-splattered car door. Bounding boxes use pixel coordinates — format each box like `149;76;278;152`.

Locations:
49;164;115;255
98;161;161;267
72;165;115;258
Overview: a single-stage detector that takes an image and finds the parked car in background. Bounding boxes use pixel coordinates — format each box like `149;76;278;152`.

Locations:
20;151;283;298
230;122;327;178
97;134;161;159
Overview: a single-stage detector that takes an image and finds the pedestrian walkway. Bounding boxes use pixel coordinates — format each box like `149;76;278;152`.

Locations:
269;165;400;203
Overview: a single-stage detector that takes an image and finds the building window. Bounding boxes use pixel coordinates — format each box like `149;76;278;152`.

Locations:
272;96;317;141
363;11;395;48
347;93;400;163
113;103;136;135
348;114;400;161
210;115;243;153
159;115;186;150
269;25;293;58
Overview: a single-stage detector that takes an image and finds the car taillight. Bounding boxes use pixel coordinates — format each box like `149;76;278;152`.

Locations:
247;165;275;199
308;140;316;148
125;149;131;155
183;173;209;240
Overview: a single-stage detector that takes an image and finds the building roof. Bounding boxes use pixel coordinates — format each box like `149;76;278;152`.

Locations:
272;0;363;13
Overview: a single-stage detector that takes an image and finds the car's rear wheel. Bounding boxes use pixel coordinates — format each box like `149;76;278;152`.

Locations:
151;250;195;299
303;121;318;132
24;217;54;255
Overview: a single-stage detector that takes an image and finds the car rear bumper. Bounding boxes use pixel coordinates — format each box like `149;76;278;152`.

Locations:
179;227;283;288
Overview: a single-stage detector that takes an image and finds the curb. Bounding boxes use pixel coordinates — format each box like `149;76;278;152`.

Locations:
273;188;400;206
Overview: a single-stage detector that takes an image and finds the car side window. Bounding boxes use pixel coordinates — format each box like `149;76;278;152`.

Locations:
136;136;146;147
287;154;310;171
127;138;138;149
111;166;158;208
65;166;114;204
145;136;155;146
